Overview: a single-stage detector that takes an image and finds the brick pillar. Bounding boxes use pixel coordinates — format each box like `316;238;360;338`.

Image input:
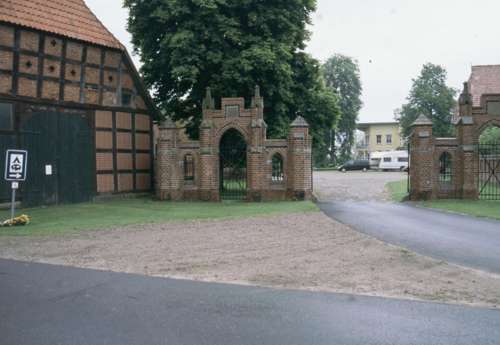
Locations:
156;118;181;200
456;121;478;199
287;116;312;200
199;87;218;201
409;115;435;200
248;85;266;201
456;82;478;199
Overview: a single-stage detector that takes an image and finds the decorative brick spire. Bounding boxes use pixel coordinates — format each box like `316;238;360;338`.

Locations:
251;85;264;108
202;87;215;110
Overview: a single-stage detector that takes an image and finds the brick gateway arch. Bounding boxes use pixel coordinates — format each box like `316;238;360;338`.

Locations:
156;87;313;201
409;82;500;200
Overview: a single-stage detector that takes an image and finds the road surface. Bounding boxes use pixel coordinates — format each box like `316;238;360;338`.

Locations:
319;201;500;274
1;259;499;345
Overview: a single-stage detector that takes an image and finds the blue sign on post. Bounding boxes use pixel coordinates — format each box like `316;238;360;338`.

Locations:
5;150;28;182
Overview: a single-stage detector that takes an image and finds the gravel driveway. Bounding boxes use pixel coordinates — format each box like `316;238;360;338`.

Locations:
2;212;500;308
314;171;406;201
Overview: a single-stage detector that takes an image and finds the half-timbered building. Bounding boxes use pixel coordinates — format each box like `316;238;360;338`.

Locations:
0;0;157;205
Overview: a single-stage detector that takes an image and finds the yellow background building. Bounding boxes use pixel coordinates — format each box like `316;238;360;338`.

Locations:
356;122;405;159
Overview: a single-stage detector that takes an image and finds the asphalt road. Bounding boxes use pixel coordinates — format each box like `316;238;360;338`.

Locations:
319;201;500;274
1;259;500;345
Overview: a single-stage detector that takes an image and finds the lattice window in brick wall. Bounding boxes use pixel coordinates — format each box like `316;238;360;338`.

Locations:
184;154;195;182
272;153;284;182
439;152;453;184
225;105;240;117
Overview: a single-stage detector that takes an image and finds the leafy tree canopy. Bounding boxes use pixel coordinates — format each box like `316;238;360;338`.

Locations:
322;54;362;164
479;126;500;145
396;63;457;138
124;0;340;148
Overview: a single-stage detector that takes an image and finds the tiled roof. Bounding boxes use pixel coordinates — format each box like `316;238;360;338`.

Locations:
0;0;123;49
469;65;500;106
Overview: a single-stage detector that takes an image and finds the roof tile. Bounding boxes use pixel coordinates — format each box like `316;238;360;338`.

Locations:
0;0;123;49
469;65;500;106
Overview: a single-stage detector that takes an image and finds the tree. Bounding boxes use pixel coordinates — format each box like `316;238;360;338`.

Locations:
124;0;340;151
322;54;362;164
480;126;500;145
397;63;457;138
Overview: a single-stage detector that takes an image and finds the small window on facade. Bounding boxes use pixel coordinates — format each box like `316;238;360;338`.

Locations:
386;134;392;144
439;152;452;183
272;153;284;182
184;154;195;181
122;92;132;106
0;103;14;130
376;135;382;144
383;157;391;162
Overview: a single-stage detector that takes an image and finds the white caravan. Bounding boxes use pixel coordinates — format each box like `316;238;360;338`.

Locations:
378;150;409;171
369;151;385;168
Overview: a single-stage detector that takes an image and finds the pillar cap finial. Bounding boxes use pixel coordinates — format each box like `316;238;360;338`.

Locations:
410;114;432;127
291;115;309;128
202;87;215;110
251;85;264;108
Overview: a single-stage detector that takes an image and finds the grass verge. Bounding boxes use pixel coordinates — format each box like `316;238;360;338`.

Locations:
421;200;500;220
386;179;500;220
0;198;318;236
386;179;409;202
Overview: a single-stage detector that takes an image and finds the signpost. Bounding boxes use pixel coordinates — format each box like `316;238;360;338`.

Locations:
4;150;28;219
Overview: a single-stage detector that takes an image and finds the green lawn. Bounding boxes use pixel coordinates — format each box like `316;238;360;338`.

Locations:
0;198;318;236
386;179;500;220
386;179;409;202
421;200;500;220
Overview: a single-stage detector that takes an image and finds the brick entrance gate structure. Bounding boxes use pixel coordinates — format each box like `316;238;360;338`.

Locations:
409;76;500;200
156;87;313;201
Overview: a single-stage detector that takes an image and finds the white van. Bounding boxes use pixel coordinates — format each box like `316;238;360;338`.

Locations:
378;150;409;171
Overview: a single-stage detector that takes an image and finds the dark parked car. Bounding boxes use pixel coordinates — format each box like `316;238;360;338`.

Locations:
338;160;371;172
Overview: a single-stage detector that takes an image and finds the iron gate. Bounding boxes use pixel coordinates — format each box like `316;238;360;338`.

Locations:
219;129;247;200
478;143;500;200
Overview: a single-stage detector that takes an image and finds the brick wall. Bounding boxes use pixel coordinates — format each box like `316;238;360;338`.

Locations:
0;24;155;198
410;91;500;200
0;23;149;112
156;95;312;202
95;110;153;194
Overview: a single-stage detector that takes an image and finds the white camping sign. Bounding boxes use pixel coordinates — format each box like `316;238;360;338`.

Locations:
5;150;28;181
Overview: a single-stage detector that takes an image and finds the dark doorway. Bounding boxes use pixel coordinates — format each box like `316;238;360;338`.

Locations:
219;129;247;200
18;111;95;206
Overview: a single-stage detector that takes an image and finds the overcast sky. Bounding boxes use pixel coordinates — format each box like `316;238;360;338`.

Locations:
87;0;500;123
